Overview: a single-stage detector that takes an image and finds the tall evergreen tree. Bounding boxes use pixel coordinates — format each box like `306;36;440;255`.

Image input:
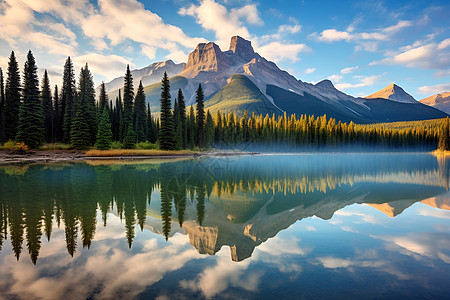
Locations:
95;109;112;150
16;50;44;148
70;92;90;149
195;84;205;148
159;72;176;150
134;81;147;143
177;89;187;148
5;51;21;141
0;67;5;143
439;117;450;151
123;65;134;136
41;70;53;143
78;64;97;145
53;85;62;142
205;110;214;148
98;82;109;113
173;98;182;149
188;105;195;149
124;124;136;149
62;57;75;143
147;103;157;143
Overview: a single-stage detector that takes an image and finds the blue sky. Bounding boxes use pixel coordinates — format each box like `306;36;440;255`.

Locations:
0;0;448;99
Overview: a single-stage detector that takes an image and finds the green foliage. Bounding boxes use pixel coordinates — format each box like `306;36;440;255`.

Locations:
134;81;147;143
136;141;159;150
70;93;91;150
123;124;136;149
196;84;205;148
177;89;187;148
98;82;109;113
16;50;44;149
78;64;97;145
0;140;16;150
95;109;112;150
0;67;5;143
62;57;75;143
41;70;53;143
159;72;176;150
438;117;449;151
123;65;134;132
110;141;122;149
5;51;21;141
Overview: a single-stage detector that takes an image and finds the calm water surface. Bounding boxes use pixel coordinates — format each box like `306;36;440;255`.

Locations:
0;153;450;299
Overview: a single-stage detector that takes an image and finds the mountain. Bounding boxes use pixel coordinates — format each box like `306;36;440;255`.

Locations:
104;36;447;122
365;83;417;103
419;92;450;114
100;60;184;94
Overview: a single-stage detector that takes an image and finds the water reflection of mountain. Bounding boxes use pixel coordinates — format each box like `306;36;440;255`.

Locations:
0;154;449;263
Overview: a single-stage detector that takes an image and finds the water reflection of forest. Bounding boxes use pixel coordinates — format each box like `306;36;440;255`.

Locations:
0;154;449;264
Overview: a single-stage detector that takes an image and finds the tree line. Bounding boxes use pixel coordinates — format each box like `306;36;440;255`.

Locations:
0;50;446;151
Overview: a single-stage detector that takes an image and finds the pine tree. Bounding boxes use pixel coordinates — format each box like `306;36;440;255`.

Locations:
62;57;75;143
123;65;134;135
16;50;44;148
205;110;214;148
70;92;90;150
134;81;147;143
5;51;21;141
159;72;176;150
147;103;157;143
195;84;205;148
177;89;187;148
124;124;136;149
0;67;5;143
439;117;450;151
41;70;53;143
98;82;109;113
188;105;195;149
78;64;97;145
95;109;112;150
53;85;61;142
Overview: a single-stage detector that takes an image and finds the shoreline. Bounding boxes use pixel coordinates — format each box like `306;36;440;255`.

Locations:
0;150;260;164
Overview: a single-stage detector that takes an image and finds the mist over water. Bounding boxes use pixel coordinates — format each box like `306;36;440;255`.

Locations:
0;153;449;299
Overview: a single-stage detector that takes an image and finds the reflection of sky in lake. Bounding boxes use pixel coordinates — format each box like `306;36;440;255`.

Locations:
0;154;450;299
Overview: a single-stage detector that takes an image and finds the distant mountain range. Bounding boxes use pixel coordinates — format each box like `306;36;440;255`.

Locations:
419;92;450;114
103;36;448;123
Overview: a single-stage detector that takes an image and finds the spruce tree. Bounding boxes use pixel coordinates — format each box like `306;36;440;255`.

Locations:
439;117;450;151
159;72;176;150
147;103;157;143
173;98;182;150
188;105;195;148
95;109;112;150
70;92;90;150
177;89;187;148
98;82;109;113
53;85;61;142
17;50;44;148
62;57;75;143
41;70;53;143
0;67;5;143
195;84;205;148
5;51;21;141
205;110;214;148
134;81;147;143
78;64;97;145
124;124;136;149
123;65;134;135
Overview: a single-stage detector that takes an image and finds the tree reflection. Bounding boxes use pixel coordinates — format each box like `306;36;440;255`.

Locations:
0;154;449;263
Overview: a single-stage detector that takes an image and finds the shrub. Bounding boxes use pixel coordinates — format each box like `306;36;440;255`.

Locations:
136;141;159;150
0;140;16;150
110;141;122;149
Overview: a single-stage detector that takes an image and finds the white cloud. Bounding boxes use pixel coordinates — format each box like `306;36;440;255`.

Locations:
231;4;263;26
341;66;359;74
335;74;384;90
141;45;156;60
315;29;352;42
371;38;450;70
178;0;252;50
304;68;316;74
334;209;380;223
257;42;310;63
418;83;450;95
328;74;343;83
72;53;134;81
278;24;301;34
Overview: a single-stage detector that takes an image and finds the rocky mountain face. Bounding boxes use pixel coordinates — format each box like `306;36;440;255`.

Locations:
103;36;447;122
365;83;417;103
420;92;450;114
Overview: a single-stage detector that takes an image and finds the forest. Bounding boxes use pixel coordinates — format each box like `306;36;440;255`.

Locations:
0;50;448;151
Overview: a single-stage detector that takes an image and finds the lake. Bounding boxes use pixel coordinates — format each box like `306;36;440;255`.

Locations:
0;153;450;299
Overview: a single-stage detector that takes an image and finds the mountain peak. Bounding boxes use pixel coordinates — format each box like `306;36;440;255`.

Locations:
315;79;336;90
366;83;416;103
183;42;230;74
229;36;256;61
